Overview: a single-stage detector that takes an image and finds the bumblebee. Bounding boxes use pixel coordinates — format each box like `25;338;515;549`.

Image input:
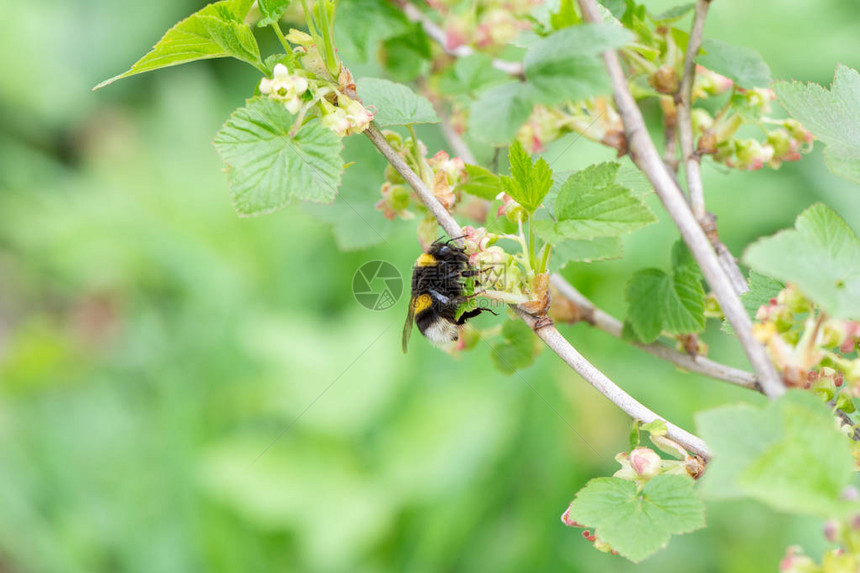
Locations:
402;238;495;352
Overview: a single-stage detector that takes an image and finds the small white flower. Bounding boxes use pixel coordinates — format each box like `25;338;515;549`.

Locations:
321;106;350;137
340;96;373;135
259;64;308;115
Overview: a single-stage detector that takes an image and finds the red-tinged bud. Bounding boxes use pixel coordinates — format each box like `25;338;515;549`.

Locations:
735;138;774;170
841;322;860;353
505;202;526;225
784;119;814;144
851;514;860;529
767;129;794;160
740;87;775;114
779;546;816;573
629;447;662;480
444;19;469;51
824;519;841;543
694;65;733;97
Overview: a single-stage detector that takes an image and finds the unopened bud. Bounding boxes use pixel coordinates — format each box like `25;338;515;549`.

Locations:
629;447;661;479
650;65;680;94
690;108;714;134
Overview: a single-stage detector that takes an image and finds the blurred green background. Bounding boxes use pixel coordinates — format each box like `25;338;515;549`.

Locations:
1;1;859;571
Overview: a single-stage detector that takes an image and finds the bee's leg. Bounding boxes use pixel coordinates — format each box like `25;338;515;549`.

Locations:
455;307;498;325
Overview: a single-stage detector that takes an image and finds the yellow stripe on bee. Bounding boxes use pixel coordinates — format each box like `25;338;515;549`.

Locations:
415;253;437;267
412;294;432;313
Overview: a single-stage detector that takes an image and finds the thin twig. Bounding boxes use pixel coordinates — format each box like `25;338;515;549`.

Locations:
364;121;711;460
550;274;760;391
676;0;748;295
393;0;524;77
676;0;710;220
661;96;679;173
575;0;785;399
364;124;463;243
515;308;711;460
439;110;477;164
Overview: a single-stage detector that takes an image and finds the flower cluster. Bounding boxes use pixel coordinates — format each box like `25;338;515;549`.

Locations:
752;285;860;418
514;98;626;155
375;132;468;222
780;487;860;573
431;0;539;52
695;88;814;171
256;30;373;138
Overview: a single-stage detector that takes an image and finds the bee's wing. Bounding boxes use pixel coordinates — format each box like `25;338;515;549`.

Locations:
402;296;417;353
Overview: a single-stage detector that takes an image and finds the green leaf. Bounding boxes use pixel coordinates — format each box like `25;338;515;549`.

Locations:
95;0;262;89
437;54;509;95
625;242;705;343
459;164;503;200
743;203;860;319
533;163;656;243
652;3;695;22
722;270;784;335
490;320;536;375
468;82;535;145
523;23;631;105
625;269;705;343
696;38;771;89
774;65;860;185
550;0;581;29
526;22;634;60
697;391;856;516
257;0;291;27
381;26;432;82
499;141;553;214
549;237;623;271
670;240;699;275
213;97;344;216
334;0;409;62
567;474;705;563
356;78;439;128
743;271;784;316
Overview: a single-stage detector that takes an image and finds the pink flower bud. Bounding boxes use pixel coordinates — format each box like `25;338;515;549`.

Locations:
842;486;860;501
823;519;840;543
779;546;816;573
629;447;661;479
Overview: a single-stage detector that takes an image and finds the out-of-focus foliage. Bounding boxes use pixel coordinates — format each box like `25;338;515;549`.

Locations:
0;0;859;571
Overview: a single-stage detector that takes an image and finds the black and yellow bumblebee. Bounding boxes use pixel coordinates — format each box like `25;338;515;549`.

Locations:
402;238;496;352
